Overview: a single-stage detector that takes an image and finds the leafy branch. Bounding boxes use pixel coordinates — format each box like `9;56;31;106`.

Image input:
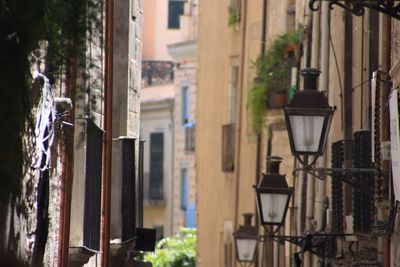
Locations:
144;228;196;267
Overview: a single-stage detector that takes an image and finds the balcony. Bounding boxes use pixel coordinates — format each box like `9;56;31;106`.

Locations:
141;60;174;88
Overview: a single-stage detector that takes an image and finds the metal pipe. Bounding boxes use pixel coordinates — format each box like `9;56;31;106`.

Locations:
58;46;77;267
255;0;271;267
379;13;391;267
344;0;354;216
169;106;174;235
101;0;114;265
304;5;320;266
315;0;329;233
234;0;248;265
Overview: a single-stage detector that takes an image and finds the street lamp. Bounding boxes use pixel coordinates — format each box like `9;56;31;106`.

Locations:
233;213;258;265
283;68;334;165
254;156;293;230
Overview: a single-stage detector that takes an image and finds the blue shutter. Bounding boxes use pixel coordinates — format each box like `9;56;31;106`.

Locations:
182;86;190;125
168;0;184;29
180;169;188;210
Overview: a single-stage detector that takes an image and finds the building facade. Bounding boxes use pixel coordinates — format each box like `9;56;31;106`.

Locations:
196;0;400;266
141;0;198;237
0;0;145;266
168;39;198;233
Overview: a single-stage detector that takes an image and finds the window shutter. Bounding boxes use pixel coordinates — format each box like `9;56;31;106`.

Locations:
149;133;164;200
168;0;184;29
121;138;136;241
83;120;103;251
222;123;235;172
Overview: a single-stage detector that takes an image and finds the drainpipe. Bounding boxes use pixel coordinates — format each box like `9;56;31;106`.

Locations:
379;13;391;267
169;103;174;235
315;0;329;233
101;0;114;265
234;0;247;245
257;1;272;266
306;0;320;234
299;1;313;238
58;45;77;267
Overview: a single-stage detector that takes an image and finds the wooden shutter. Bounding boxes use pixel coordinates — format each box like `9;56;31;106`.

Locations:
222;123;235;172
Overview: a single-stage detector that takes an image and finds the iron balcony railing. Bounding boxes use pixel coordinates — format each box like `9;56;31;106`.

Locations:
141;60;174;87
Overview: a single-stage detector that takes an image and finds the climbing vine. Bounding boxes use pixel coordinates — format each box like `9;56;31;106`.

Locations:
0;0;103;203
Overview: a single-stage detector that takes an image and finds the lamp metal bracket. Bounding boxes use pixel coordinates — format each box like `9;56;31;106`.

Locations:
260;232;354;258
309;0;400;20
292;166;384;194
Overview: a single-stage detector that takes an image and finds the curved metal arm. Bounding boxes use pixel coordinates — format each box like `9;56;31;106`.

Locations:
308;0;400;20
292;166;382;194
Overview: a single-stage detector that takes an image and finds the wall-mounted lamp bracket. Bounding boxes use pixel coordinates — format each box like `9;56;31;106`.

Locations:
292;166;382;194
309;0;400;20
259;232;358;259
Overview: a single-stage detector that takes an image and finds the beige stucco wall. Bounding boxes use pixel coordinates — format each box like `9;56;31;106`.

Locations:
196;0;265;266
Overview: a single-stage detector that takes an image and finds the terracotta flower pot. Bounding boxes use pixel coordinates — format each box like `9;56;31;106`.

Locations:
269;91;288;109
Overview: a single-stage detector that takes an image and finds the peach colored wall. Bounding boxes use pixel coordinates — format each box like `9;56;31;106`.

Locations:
196;0;264;266
142;0;156;59
143;0;190;60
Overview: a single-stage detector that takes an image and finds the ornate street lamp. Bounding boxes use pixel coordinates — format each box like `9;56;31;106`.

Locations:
284;68;334;165
233;213;258;265
254;156;293;229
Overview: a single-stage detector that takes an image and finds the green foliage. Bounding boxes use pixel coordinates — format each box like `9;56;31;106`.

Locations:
144;228;196;267
228;6;240;28
0;0;102;203
247;29;302;133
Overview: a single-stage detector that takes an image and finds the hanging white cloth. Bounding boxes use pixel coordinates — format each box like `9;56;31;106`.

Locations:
32;71;56;171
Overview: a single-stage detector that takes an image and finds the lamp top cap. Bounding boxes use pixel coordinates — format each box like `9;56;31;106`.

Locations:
300;68;321;76
267;156;283;174
242;213;254;226
267;156;283;162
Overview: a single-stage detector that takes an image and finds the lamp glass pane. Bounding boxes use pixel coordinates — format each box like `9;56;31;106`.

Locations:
236;239;257;262
289;115;324;153
260;193;289;224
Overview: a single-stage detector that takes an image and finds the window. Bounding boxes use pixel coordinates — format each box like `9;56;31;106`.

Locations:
222;124;235;172
149;133;164;200
180;169;189;210
184;123;195;152
229;66;239;124
168;0;185;29
182;86;190;125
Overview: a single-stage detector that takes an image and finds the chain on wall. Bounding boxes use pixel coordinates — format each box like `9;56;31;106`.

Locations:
331;140;345;233
353;130;374;233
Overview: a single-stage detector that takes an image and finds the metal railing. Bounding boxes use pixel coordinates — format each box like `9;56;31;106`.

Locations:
141;60;174;87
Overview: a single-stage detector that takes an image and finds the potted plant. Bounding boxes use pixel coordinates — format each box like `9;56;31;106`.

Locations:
228;6;240;28
247;29;302;133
